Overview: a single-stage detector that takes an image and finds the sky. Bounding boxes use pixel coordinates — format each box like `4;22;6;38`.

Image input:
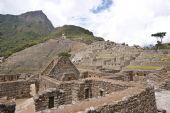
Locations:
0;0;170;46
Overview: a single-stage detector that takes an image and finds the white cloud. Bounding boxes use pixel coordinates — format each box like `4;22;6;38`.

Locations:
0;0;170;46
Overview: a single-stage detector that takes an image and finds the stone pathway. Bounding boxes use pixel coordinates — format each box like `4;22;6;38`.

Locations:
155;90;170;113
15;98;35;113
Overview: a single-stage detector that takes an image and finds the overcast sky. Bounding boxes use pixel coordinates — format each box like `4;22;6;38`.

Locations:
0;0;170;46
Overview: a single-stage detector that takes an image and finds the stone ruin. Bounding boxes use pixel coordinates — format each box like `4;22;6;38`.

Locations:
72;41;142;72
42;56;80;81
0;55;165;113
34;77;158;113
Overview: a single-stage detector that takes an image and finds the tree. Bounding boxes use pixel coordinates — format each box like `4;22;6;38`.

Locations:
155;41;162;50
151;32;166;44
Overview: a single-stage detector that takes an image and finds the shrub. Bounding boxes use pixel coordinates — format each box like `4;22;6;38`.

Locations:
58;52;71;57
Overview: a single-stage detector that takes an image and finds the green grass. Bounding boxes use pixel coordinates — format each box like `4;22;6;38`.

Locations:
127;65;161;70
144;56;170;59
48;25;104;44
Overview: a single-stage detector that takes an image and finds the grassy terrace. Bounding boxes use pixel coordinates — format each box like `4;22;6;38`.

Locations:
127;65;161;70
144;56;170;59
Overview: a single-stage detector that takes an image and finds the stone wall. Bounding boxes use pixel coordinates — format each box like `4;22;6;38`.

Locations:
34;88;71;111
85;87;157;113
0;74;31;82
49;56;80;81
160;77;170;90
41;60;55;75
80;71;113;79
72;41;142;71
0;74;20;82
38;76;60;92
0;99;16;113
34;78;129;111
0;80;30;98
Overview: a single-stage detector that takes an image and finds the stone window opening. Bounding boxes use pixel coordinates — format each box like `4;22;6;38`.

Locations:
99;89;104;96
144;73;146;76
67;76;72;81
17;75;19;79
129;75;133;81
48;96;54;109
83;74;88;78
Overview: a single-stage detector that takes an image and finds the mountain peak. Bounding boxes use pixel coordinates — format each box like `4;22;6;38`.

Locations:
0;10;54;57
19;10;49;20
20;10;44;17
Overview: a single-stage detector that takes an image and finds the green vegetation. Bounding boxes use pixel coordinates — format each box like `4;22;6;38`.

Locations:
144;56;170;59
0;11;104;57
144;43;170;50
48;25;104;44
151;32;166;44
0;11;104;58
127;65;161;70
58;52;71;57
0;11;54;58
149;32;167;50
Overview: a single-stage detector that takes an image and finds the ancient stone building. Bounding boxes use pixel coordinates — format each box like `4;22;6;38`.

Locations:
42;56;80;81
34;77;158;113
0;54;161;113
32;56;159;113
43;56;80;81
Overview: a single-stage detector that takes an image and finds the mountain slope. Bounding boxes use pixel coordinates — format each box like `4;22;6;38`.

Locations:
0;10;54;57
47;25;104;44
0;38;87;74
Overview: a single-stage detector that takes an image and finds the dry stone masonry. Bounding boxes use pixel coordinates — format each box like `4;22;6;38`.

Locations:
84;87;157;113
72;41;142;71
0;51;165;113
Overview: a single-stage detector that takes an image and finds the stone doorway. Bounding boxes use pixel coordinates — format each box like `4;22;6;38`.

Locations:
30;84;36;96
48;96;54;109
129;75;133;81
85;88;89;99
100;90;104;96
